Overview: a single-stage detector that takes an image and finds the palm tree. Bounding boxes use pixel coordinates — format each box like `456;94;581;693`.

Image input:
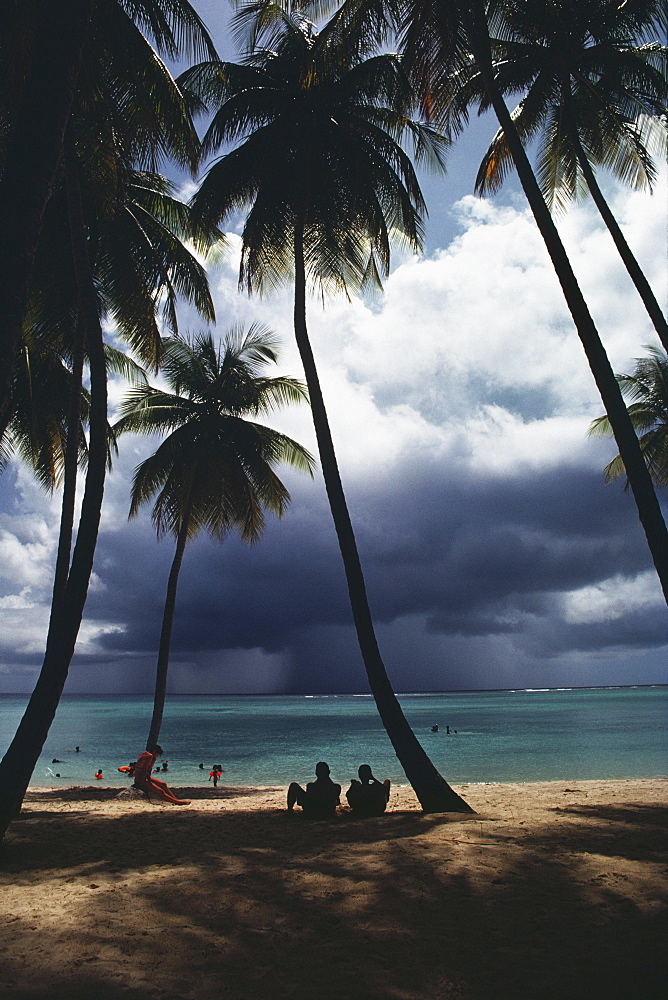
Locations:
0;181;221;840
247;3;668;596
182;7;473;812
590;344;668;487
114;326;315;747
472;0;668;346
381;0;668;602
0;4;222;839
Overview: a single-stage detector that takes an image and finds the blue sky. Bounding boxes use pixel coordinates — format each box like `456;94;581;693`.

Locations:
0;3;666;695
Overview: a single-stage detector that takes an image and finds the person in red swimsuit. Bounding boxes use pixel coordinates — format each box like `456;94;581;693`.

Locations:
133;744;190;805
208;765;224;788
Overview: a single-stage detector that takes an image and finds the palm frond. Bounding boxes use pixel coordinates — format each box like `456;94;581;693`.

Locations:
118;325;313;541
118;0;218;63
589;344;668;489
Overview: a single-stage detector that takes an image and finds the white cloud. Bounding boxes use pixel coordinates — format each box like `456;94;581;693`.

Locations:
222;176;666;484
457;407;599;476
562;571;664;625
0;587;36;610
0;604;50;655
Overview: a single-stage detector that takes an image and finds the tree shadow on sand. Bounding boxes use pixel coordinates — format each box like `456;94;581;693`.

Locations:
23;784;280;803
1;798;666;1000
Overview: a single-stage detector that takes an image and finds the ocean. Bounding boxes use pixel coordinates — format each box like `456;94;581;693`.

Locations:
1;686;666;789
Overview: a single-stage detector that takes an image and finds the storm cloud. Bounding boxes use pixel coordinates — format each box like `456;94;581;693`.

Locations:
1;174;667;695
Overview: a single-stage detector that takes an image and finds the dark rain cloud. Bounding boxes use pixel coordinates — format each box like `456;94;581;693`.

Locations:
72;442;667;695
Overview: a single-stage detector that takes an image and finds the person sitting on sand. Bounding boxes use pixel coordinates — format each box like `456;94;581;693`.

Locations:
287;761;341;818
346;764;390;817
133;744;191;805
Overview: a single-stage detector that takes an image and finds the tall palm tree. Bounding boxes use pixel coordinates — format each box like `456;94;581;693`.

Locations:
380;0;668;601
182;7;473;812
472;0;668;346
114;326;315;747
0;183;221;840
247;3;668;593
590;344;668;487
0;6;222;839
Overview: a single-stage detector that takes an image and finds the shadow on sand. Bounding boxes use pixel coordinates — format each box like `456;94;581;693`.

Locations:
1;795;666;1000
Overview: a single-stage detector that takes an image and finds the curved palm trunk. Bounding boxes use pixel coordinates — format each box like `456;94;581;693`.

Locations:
0;0;94;433
293;218;472;812
460;2;668;604
0;138;108;841
146;512;191;748
564;105;668;349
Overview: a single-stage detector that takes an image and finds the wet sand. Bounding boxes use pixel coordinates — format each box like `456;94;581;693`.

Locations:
1;779;666;999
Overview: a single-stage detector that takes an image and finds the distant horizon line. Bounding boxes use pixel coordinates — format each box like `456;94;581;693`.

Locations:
2;683;666;698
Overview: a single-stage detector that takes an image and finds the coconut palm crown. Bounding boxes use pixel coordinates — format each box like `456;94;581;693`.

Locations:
475;0;667;205
182;5;447;298
116;325;315;543
470;0;668;344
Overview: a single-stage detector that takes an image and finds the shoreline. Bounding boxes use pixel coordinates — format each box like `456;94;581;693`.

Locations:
25;771;668;794
3;778;667;999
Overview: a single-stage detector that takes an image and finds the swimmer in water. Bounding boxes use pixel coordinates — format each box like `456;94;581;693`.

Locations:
209;765;224;788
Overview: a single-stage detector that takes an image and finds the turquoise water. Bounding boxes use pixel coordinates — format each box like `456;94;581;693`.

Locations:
1;686;666;788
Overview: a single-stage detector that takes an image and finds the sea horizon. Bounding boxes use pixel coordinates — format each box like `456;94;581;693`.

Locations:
5;681;666;698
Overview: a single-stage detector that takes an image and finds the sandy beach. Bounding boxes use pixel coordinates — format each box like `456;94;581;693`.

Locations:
1;778;666;1000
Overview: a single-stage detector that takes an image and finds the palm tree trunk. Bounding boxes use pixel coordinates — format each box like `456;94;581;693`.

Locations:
0;135;108;842
293;217;472;812
146;512;191;748
0;0;94;433
460;1;668;605
51;311;86;620
563;96;668;349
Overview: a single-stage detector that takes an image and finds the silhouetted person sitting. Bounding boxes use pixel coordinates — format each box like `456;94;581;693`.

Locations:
287;761;341;818
346;764;390;817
